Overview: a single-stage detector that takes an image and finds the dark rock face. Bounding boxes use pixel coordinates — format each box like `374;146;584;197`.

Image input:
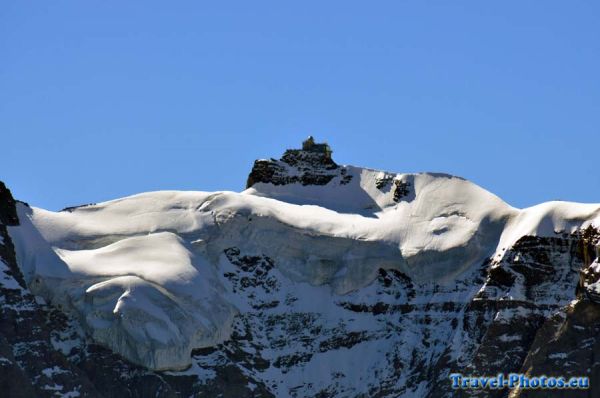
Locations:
247;152;340;188
392;180;411;202
0;183;23;290
202;232;599;397
517;300;600;398
0;182;18;226
374;173;413;202
246;138;343;188
426;232;600;398
1;184;99;397
223;247;279;309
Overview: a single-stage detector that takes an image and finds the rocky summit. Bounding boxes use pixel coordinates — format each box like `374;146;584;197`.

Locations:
1;138;600;397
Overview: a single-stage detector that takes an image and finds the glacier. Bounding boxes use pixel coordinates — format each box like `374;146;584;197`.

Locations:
7;158;600;374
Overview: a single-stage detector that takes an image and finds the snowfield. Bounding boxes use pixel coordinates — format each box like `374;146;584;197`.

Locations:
7;167;600;372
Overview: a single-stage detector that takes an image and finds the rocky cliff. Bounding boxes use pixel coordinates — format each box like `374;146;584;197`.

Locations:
2;139;600;397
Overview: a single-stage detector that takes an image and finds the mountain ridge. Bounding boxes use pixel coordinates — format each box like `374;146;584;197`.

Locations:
2;138;600;397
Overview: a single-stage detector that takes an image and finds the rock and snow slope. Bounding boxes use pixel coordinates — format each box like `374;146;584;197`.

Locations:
3;138;600;397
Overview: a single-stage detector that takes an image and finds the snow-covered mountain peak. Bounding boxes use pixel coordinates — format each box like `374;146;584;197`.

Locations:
4;139;600;380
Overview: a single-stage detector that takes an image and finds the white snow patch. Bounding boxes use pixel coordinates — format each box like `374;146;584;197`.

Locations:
41;366;68;378
6;168;600;373
548;352;568;359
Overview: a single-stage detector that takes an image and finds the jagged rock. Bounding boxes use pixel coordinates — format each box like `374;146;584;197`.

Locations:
247;136;340;188
392;179;411;202
0;181;18;226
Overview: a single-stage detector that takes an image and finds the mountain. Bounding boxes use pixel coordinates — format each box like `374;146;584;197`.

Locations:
1;137;600;397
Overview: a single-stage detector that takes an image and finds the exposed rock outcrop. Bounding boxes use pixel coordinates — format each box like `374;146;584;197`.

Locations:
247;136;341;188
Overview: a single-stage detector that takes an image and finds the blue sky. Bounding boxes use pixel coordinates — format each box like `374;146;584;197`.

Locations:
2;1;599;210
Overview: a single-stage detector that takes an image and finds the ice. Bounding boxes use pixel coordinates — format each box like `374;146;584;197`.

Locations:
7;167;600;371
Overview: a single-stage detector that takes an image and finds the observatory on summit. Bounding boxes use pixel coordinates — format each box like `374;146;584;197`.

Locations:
301;136;332;160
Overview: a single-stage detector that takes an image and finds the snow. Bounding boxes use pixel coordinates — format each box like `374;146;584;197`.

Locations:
548;352;568;359
587;280;600;295
497;200;600;255
9;204;236;370
6;166;600;372
497;334;521;342
41;366;68;378
591;259;600;274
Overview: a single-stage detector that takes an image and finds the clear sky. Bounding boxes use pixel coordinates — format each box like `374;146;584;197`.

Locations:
2;1;599;211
